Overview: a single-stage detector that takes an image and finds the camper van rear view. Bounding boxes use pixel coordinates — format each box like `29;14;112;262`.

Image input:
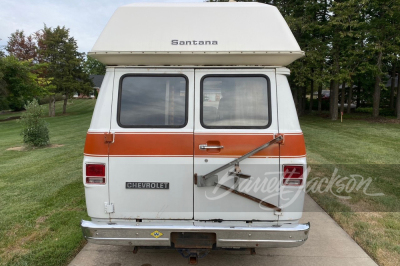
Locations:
81;2;309;264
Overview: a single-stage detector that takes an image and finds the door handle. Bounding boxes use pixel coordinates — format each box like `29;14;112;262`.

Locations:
199;144;224;150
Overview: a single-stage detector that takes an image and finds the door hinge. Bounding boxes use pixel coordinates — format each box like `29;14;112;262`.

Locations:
104;132;115;144
105;202;114;213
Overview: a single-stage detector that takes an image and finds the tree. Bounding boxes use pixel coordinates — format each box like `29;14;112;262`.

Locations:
39;25;92;116
0;57;7;110
330;0;366;115
0;39;6;109
0;56;42;111
83;55;106;75
0;40;5;58
364;1;400;117
6;30;38;62
20;99;50;147
397;70;400;119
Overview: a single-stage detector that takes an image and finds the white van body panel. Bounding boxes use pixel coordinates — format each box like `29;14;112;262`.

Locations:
88;68;114;133
83;156;109;219
276;73;302;134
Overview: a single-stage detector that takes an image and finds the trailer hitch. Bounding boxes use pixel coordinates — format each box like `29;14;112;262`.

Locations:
177;249;210;264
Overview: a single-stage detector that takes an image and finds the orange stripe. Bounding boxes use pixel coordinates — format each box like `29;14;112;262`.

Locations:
84;133;109;156
280;134;306;157
110;133;192;156
195;134;305;157
195;134;279;157
83;133;305;157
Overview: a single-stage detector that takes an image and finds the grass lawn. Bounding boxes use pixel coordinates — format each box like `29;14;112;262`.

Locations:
300;114;400;266
0;99;95;266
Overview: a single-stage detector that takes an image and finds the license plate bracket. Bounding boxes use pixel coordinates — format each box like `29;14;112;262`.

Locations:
171;232;216;249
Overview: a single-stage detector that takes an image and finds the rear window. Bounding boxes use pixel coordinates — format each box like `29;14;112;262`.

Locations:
201;76;271;129
118;75;188;128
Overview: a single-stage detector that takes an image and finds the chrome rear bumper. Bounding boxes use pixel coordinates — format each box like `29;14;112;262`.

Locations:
81;220;310;248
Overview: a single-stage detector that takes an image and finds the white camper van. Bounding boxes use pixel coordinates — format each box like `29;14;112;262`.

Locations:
82;2;309;263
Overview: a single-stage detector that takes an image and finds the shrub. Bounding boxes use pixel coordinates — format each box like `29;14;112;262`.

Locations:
20;99;50;147
356;107;395;117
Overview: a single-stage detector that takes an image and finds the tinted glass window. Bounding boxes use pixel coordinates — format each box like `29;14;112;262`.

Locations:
201;76;269;128
119;76;187;127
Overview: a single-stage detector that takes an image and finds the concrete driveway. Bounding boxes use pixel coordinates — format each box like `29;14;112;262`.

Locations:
69;195;377;266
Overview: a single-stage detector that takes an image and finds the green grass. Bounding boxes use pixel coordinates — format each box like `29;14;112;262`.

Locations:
0;99;95;266
300;114;400;266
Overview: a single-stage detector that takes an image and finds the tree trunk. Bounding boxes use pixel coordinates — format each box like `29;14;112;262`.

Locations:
329;80;334;116
297;87;303;116
48;99;52;117
318;83;322;114
302;86;307;114
397;72;400;119
331;44;340;120
48;95;56;117
293;87;299;112
347;82;353;114
389;65;396;110
63;94;68;114
340;81;345;114
373;50;382;118
309;79;314;112
357;81;361;108
298;87;303;115
331;80;339;120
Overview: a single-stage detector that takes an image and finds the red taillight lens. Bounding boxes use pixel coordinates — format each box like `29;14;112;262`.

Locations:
283;165;304;186
86;164;105;184
86;164;105;176
283;165;303;179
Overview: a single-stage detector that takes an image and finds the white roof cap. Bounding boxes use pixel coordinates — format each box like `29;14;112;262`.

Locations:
89;2;304;66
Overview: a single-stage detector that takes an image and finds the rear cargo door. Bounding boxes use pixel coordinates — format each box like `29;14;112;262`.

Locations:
194;69;280;220
108;68;194;219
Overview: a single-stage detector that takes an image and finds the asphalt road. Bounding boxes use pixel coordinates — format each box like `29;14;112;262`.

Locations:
69;195;377;266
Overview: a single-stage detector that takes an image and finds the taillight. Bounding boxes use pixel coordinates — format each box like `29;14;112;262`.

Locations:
283;165;303;186
86;164;106;184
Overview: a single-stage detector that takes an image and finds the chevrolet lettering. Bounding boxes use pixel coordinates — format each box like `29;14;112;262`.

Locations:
126;182;169;189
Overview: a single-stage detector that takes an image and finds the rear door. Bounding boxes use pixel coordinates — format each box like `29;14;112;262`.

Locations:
109;68;194;220
194;69;280;220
